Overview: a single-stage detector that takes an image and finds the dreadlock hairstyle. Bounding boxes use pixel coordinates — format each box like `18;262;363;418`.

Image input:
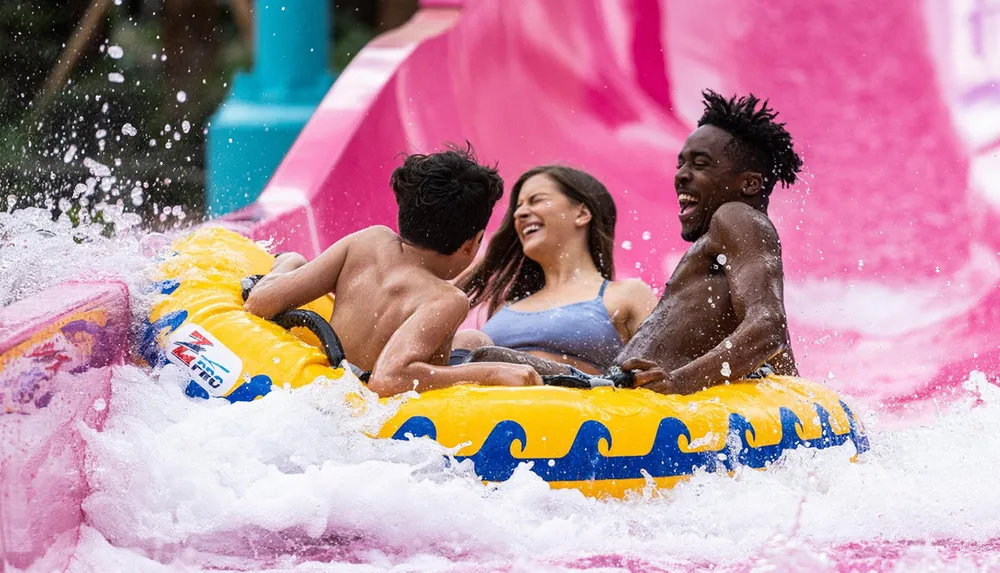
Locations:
697;90;803;195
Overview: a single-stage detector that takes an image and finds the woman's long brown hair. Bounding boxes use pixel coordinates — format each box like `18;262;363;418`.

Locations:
459;165;617;316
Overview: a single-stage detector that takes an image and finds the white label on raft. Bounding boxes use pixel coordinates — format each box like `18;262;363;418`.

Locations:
165;323;243;397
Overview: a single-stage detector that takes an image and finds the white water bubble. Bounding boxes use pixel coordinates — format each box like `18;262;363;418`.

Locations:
130;188;144;206
176;91;187;103
96;129;107;139
622;240;633;251
107;72;125;84
181;120;191;133
642;231;652;241
724;340;733;350
716;254;728;265
720;362;732;377
121;123;137;137
83;158;111;177
107;45;124;59
63;145;78;164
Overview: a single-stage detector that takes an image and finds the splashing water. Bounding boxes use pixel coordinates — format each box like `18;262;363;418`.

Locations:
3;210;1000;571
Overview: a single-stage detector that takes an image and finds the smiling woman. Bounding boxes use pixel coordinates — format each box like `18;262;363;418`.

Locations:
456;166;658;375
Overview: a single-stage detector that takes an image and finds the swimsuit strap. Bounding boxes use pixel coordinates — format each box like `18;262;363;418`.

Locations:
598;279;609;298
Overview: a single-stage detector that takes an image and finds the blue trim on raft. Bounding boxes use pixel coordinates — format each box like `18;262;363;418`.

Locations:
139;309;188;367
186;374;272;401
391;400;869;482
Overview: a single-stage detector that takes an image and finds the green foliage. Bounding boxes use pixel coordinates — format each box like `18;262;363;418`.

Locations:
0;1;383;228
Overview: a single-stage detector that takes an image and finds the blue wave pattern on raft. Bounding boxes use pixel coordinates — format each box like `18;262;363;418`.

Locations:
391;400;869;482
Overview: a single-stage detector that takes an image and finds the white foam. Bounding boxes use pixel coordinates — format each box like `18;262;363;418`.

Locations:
73;359;1000;570
4;208;1000;570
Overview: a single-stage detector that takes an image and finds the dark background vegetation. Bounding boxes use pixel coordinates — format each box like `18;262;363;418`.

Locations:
0;0;417;228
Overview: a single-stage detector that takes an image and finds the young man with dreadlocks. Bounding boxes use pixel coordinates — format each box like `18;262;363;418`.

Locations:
467;90;803;394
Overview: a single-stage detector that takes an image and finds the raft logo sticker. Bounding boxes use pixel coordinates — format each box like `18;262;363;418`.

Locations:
165;323;243;397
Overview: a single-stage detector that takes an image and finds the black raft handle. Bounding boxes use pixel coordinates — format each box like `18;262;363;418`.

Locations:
240;275;346;367
271;309;347;367
541;365;635;390
241;274;265;302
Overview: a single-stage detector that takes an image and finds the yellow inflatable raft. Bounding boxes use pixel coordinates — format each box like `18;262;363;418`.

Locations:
143;227;869;498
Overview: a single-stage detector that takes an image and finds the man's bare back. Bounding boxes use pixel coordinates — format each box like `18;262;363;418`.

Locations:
322;227;459;370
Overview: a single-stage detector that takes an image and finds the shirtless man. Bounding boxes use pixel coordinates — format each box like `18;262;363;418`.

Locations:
469;90;803;394
245;145;542;397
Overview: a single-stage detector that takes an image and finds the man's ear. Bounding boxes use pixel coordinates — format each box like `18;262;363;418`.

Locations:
740;172;764;197
464;230;485;254
575;204;593;228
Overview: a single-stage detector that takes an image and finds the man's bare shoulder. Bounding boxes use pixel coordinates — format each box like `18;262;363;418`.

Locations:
707;202;780;251
412;281;470;321
352;225;399;244
343;225;401;255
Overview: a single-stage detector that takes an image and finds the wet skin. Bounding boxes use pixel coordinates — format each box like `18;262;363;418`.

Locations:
615;124;797;393
470;124;796;393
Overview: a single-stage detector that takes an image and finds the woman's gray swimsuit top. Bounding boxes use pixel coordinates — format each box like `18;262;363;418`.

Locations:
482;280;624;370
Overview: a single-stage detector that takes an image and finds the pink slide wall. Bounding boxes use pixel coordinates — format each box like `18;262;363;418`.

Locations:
0;283;130;571
235;0;1000;410
2;0;999;568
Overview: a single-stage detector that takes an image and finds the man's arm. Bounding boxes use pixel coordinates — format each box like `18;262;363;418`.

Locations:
647;203;790;394
244;230;360;318
367;291;543;397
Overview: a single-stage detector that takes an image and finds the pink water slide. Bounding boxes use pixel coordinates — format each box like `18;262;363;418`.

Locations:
5;0;1000;569
230;0;1000;408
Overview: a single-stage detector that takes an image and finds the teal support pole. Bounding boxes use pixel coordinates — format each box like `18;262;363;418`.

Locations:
206;1;335;216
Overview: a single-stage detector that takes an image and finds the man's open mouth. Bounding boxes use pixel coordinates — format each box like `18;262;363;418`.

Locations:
678;193;698;217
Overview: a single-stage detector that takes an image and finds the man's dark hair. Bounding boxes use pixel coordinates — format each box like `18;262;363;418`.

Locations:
697;90;803;194
391;142;504;254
